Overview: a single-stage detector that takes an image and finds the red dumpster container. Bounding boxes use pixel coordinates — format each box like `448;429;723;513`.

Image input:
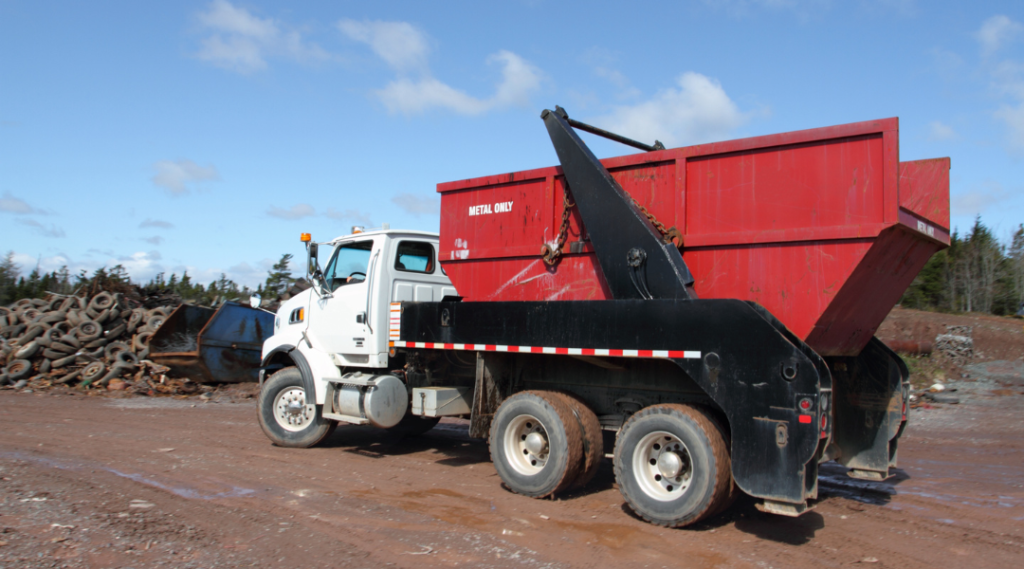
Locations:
437;118;950;356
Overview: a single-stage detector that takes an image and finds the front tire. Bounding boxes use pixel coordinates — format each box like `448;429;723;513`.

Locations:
258;367;336;448
614;404;732;527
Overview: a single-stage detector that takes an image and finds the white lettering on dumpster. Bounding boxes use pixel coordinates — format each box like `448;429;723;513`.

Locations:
916;220;936;238
468;201;513;216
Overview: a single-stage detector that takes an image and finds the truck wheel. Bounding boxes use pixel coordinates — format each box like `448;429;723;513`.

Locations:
551;392;604;490
388;413;441;436
489;391;583;498
257;367;336;448
614;404;732;527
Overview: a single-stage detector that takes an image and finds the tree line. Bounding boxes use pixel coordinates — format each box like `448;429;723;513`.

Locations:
901;217;1024;315
0;252;298;307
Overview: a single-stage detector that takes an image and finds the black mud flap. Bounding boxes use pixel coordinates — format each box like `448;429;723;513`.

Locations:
827;337;909;480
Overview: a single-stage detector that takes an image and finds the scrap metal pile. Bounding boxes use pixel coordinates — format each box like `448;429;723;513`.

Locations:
0;292;199;394
935;325;974;365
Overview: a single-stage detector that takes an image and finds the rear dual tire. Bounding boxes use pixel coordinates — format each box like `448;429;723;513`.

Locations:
614;404;732;527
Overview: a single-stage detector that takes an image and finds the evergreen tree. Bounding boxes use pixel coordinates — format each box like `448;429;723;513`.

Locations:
264;254;294;298
1009;225;1024;311
0;252;19;305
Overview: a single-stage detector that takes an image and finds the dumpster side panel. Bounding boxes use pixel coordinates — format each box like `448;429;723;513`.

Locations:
438;175;553;262
899;158;950;230
806;225;946;355
685;134;885;238
686;239;874;341
438;117;948;357
440;255;611;302
149;303;274;383
148;305;215;354
196;303;276;383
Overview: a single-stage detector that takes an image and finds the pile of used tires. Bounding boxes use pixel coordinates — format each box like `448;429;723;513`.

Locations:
0;292;174;390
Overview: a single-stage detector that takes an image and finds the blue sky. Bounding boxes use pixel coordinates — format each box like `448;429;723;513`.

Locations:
1;0;1022;288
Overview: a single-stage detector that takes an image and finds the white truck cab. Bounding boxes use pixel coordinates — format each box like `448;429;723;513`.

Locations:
260;229;456;413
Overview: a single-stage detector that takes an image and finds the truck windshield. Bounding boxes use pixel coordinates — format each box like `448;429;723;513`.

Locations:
324;241;372;291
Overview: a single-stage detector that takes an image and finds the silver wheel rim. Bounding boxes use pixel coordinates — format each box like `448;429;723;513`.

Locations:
503;414;549;475
632;430;693;502
273;387;314;432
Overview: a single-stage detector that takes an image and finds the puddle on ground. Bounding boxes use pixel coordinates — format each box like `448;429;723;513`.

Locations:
1;450;255;502
106;468;255;500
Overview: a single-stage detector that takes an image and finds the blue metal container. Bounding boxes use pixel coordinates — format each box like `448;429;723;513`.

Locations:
148;302;274;383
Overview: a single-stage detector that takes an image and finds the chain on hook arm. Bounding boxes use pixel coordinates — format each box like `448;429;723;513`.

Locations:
540;186;576;266
630;197;684;250
540;188;684;266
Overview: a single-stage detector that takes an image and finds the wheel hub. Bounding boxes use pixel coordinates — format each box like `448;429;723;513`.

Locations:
524;432;548;455
657;451;683;479
273;387;314;432
503;414;550;476
632;431;693;502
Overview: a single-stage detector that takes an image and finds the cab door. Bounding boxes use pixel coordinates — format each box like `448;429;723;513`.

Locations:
306;237;382;366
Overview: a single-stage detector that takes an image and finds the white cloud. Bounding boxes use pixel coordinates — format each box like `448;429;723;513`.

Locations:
324;207;373;226
196;0;329;73
0;192;46;214
339;19;542;116
594;67;642;100
977;15;1023;56
16;218;65;238
995;103;1024;154
114;251;166;283
7;249;274;289
152;159;220;195
376;51;542;116
377;78;489;115
267;203;315;220
592;72;750;147
9;250;164;284
337;19;430;73
987;55;1024;154
224;260;274;288
391;193;439;217
488;51;543;108
11;252;74;275
927;121;957;142
992;60;1024;100
139;218;174;229
952;181;1011;215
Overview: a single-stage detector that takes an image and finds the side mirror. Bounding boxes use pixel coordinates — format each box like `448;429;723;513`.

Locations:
307;242;319;276
249;293;262;309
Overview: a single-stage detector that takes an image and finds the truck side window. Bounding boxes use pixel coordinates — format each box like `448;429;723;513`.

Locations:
394;241;434;273
323;241;373;291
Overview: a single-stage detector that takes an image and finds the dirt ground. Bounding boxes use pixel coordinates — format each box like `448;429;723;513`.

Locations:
1;308;1023;569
